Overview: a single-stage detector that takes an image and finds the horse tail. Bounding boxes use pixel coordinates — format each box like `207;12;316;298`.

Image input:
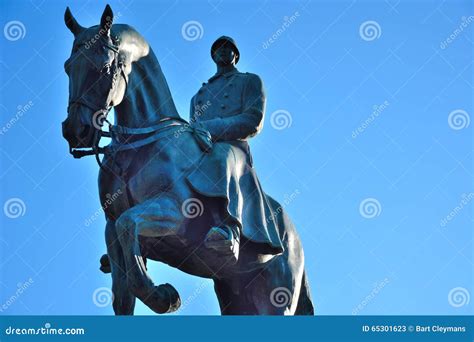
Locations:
295;270;314;315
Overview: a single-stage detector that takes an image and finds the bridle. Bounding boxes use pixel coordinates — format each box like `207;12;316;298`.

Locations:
66;37;127;167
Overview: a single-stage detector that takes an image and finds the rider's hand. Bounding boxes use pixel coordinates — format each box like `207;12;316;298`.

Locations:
190;121;213;152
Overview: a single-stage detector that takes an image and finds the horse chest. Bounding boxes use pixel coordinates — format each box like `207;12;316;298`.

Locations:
98;168;130;221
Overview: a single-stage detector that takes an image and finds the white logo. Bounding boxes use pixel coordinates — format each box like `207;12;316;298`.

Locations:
181;198;204;218
4;198;26;218
270;287;292;308
448;109;470;130
359;21;382;41
359;198;381;219
270;110;292;130
4;21;26;41
92;110;108;130
181;21;204;41
92;287;113;307
448;287;470;308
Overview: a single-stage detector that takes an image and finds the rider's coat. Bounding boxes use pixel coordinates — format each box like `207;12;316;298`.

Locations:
187;67;284;255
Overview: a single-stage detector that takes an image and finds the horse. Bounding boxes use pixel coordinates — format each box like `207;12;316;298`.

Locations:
61;4;314;315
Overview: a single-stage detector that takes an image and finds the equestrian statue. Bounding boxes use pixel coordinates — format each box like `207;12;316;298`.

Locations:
61;4;314;315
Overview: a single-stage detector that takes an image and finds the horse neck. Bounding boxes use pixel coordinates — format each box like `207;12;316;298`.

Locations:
114;48;181;128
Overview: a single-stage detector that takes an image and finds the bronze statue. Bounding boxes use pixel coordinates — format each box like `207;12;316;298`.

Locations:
62;4;314;315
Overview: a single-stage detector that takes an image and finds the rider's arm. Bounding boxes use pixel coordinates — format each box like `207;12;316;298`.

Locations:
198;74;266;142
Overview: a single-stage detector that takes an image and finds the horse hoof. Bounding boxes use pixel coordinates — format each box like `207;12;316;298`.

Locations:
144;283;181;314
158;283;181;313
99;254;111;274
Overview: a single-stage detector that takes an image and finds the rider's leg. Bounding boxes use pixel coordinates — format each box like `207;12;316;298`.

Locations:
204;208;240;264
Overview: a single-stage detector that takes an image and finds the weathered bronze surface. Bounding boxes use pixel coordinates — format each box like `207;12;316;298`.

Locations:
62;5;314;315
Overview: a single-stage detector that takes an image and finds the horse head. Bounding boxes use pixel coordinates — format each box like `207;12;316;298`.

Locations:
62;5;131;150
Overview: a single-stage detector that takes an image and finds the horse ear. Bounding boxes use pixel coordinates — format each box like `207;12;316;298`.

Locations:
64;7;83;36
100;4;114;36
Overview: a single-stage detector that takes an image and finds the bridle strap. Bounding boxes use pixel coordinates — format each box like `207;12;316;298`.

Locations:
107;120;192;153
109;117;187;135
68;39;124;166
68;97;99;113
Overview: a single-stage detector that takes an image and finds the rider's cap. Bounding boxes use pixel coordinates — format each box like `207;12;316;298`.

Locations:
211;36;240;64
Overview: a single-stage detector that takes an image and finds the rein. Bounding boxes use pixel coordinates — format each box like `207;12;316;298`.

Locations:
71;117;193;168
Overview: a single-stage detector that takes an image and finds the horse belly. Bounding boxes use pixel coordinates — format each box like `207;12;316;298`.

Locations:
127;141;194;202
128;162;175;200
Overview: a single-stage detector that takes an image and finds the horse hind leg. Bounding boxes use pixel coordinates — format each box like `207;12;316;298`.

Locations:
115;197;182;314
294;270;314;315
214;256;295;315
216;253;312;315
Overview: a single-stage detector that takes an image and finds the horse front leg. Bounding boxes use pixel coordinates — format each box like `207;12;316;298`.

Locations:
115;197;181;314
105;220;136;315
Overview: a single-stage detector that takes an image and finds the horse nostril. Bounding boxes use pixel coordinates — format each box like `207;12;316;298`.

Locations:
80;125;91;139
62;119;72;139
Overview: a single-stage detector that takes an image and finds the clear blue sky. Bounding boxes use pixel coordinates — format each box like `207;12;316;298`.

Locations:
0;0;472;315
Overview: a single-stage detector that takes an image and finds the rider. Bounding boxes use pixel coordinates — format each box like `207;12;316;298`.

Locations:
189;36;284;263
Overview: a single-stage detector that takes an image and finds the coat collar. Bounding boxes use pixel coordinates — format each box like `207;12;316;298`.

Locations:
208;67;239;83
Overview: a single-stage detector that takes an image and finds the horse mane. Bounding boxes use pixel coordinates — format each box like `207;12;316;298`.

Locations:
111;24;181;126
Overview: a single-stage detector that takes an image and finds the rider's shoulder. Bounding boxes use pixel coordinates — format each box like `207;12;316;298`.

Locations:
235;71;260;79
235;72;263;86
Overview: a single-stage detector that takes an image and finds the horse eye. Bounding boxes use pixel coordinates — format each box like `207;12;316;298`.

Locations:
101;64;111;74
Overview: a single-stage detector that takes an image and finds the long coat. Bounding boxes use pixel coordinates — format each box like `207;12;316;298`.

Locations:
186;68;284;255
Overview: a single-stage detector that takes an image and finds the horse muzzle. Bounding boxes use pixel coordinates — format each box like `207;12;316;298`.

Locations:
62;117;96;149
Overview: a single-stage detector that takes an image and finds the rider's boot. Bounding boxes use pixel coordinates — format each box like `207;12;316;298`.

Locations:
204;225;240;265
